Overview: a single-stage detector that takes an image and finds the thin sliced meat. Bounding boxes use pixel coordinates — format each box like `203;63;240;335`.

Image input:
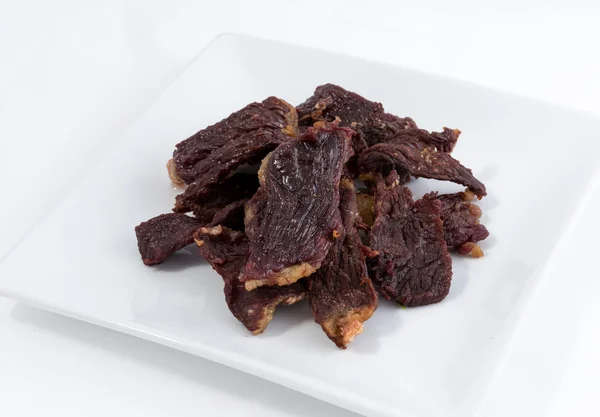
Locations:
309;178;378;349
358;134;486;196
368;171;453;306
296;84;417;150
355;188;488;258
387;127;461;153
240;121;354;290
207;198;248;231
174;173;259;222
195;226;307;335
174;129;288;214
296;84;417;175
135;213;201;265
171;96;297;184
425;127;461;153
438;190;489;257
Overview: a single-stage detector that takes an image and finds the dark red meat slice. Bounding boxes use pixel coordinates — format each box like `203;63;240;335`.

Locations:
358;133;486;196
424;127;461;153
296;84;417;150
386;127;461;153
174;129;288;214
296;84;417;175
207;198;249;231
355;187;489;258
135;213;201;265
368;172;453;306
309;178;378;348
170;96;297;184
240;121;354;290
174;173;259;222
438;190;489;257
195;226;307;335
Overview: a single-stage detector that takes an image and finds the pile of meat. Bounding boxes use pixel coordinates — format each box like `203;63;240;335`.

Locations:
135;84;489;349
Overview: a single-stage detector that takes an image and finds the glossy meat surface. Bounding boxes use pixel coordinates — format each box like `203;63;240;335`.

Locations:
173;129;288;214
240;121;354;290
172;96;297;184
296;84;416;174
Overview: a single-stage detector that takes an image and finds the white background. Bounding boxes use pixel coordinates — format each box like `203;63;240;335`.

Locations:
1;1;599;416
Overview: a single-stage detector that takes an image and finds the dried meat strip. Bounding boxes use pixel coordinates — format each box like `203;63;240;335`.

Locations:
355;188;488;258
174;173;259;222
174;129;288;213
438;190;489;257
170;96;297;185
207;198;248;231
240;121;354;290
358;132;486;196
390;127;461;153
368;171;453;306
296;84;417;151
195;226;307;335
309;178;378;348
136;175;254;266
135;213;202;265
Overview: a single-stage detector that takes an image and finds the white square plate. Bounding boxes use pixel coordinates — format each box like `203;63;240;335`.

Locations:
1;34;600;417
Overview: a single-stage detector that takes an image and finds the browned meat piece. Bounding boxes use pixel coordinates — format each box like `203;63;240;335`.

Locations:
171;96;297;184
174;129;288;214
207;198;248;231
240;121;354;290
136;174;253;265
174;173;259;222
382;127;461;153
309;178;378;349
356;187;489;258
195;226;307;335
438;190;489;257
296;84;417;149
368;171;453;306
135;213;201;265
424;127;461;153
358;132;486;196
